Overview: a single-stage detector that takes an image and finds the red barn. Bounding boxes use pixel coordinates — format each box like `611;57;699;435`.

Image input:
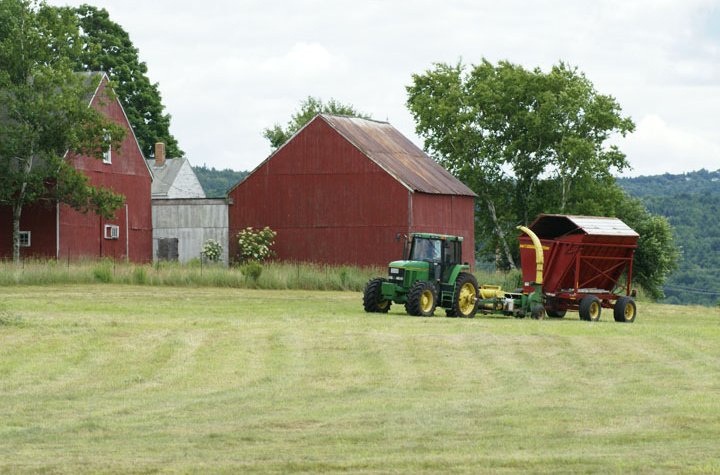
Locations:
0;73;152;262
228;114;476;267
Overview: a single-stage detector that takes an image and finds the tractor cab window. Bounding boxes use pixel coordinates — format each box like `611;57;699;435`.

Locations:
411;237;441;262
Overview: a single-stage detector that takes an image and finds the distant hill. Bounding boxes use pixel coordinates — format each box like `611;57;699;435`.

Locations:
618;169;720;306
194;165;248;198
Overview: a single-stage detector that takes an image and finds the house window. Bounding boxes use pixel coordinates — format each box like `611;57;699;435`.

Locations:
104;224;120;240
102;132;112;164
19;231;31;247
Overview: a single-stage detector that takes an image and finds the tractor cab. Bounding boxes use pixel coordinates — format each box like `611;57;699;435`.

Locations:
364;233;479;318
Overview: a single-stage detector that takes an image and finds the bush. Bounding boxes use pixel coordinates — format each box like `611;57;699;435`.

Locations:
236;227;276;263
201;239;223;262
241;261;263;283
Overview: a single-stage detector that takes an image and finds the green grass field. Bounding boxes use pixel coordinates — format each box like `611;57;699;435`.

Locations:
1;285;719;473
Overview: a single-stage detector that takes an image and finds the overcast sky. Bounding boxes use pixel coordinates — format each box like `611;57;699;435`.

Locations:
48;0;720;176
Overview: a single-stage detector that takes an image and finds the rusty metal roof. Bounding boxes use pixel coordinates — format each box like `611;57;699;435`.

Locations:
321;115;476;197
529;214;639;238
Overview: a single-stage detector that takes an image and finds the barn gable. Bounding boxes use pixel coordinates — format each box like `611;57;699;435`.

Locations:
1;73;153;262
228;114;476;267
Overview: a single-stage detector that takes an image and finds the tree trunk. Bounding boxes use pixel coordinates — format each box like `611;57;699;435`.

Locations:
12;200;22;264
486;198;516;270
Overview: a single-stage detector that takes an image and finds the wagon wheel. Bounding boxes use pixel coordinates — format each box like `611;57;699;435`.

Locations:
451;273;479;318
579;296;602;322
405;281;436;317
545;297;566;318
363;278;391;313
613;296;637;323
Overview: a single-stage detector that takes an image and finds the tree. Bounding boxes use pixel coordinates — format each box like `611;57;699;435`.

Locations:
407;59;635;268
0;0;124;262
59;4;182;159
264;96;370;149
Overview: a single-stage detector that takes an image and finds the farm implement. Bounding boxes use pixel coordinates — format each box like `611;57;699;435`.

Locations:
363;214;639;322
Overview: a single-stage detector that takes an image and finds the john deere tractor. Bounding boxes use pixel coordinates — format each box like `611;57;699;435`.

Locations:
363;233;480;318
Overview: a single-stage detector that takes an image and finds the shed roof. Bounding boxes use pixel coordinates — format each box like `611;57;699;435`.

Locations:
321;115;476;196
528;214;639;239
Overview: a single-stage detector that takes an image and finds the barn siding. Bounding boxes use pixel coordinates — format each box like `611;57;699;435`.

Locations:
152;198;229;264
229;118;411;266
58;76;153;262
410;193;476;266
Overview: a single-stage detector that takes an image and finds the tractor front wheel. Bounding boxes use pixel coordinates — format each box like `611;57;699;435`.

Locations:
405;281;437;317
363;278;391;313
613;296;637;323
451;272;479;318
579;296;602;322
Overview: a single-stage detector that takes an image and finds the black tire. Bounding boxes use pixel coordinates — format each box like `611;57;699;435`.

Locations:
545;298;566;318
363;278;391;313
531;304;545;320
451;272;479;318
405;281;437;317
579;296;602;322
613;296;637;323
445;308;457;317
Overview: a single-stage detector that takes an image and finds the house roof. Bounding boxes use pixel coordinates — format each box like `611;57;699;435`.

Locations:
147;157;204;198
321;115;476;196
528;214;639;239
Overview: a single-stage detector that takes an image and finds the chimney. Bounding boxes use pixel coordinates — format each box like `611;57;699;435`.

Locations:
154;142;166;166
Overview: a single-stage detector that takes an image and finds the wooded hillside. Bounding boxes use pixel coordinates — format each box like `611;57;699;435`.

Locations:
618;169;720;306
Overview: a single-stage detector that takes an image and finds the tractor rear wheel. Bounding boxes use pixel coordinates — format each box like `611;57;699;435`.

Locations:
405;281;437;317
363;278;391;313
613;296;637;323
579;296;602;321
451;272;479;318
531;304;545;320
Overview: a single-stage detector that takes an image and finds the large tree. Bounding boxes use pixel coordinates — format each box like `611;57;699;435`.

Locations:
59;4;182;159
406;59;676;299
0;0;124;262
264;96;370;150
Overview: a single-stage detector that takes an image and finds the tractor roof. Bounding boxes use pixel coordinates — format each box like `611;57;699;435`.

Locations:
411;233;463;241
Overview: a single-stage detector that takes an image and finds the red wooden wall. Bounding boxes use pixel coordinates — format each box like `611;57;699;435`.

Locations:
228;118;476;268
0;75;152;262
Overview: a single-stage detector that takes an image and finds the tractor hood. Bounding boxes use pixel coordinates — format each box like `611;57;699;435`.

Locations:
388;260;430;270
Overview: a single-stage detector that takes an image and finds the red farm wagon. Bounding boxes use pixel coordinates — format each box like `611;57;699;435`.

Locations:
518;214;639;322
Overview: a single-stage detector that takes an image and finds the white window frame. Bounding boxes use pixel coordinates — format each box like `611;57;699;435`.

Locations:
19;231;31;247
102;132;112;164
104;224;120;240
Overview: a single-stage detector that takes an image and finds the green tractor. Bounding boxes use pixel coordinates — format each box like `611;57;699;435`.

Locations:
363;233;479;318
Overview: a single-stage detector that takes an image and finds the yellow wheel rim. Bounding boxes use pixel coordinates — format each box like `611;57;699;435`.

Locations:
624;302;635;319
589;301;600;320
458;282;476;315
420;289;434;313
378;299;390;310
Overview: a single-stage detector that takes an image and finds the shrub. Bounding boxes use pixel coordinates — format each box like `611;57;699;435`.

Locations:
240;261;263;282
201;239;223;262
236;227;276;263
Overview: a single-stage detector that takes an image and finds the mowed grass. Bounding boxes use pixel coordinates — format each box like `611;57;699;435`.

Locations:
1;286;719;473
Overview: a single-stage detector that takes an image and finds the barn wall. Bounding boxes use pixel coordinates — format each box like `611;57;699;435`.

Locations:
152;198;229;264
228;118;410;266
59;77;153;262
410;193;476;268
0;202;57;260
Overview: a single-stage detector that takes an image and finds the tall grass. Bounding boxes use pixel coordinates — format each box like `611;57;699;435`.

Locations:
0;259;383;291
